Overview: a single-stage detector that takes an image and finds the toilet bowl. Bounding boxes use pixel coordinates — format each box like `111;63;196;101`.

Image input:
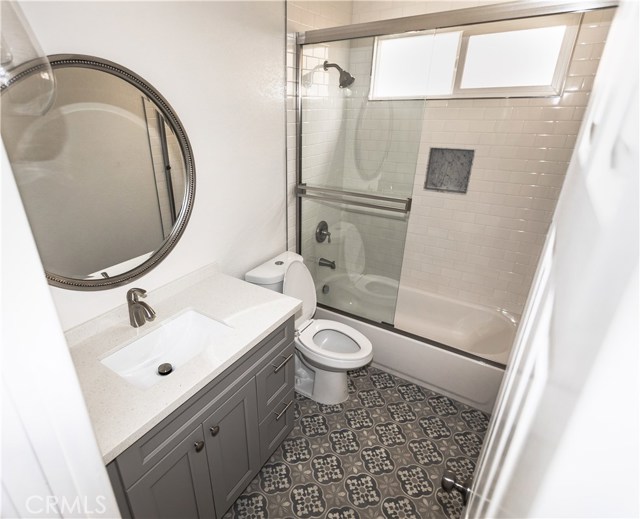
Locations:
245;252;373;404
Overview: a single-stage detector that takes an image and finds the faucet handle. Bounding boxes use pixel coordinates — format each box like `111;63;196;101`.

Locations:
127;287;147;302
315;221;332;244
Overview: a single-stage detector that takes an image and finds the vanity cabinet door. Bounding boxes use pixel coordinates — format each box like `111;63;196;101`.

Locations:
126;425;215;519
204;377;259;517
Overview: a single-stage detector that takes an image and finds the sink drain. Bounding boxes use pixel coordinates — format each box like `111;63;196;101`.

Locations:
158;363;173;376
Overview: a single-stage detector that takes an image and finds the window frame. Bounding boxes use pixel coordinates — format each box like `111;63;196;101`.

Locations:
369;12;582;101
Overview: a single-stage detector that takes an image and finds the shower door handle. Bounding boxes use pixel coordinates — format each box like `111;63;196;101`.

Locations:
297;184;412;214
441;472;472;505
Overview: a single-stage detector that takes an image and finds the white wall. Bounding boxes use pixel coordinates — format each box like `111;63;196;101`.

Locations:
18;1;287;330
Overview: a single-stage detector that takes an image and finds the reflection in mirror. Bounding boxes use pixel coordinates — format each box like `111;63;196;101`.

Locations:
1;55;195;289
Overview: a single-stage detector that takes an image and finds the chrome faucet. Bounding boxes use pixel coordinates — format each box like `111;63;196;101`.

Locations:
318;258;336;270
127;288;156;328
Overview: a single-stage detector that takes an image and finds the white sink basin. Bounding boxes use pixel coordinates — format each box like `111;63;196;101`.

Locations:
101;310;233;389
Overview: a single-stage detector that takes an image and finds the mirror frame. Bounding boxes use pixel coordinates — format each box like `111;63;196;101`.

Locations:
2;54;196;290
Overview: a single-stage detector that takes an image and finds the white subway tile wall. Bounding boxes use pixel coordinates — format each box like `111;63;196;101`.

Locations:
402;8;614;316
297;36;424;284
287;2;353;252
341;39;425;198
298;41;353;266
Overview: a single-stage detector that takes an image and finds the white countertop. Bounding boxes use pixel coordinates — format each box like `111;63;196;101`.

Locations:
66;264;301;464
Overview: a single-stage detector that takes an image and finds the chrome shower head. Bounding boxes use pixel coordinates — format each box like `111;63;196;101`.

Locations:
323;60;355;89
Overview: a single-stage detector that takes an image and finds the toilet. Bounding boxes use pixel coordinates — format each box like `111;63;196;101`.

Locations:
245;252;373;404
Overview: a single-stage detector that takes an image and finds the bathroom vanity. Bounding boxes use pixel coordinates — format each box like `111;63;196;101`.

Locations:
108;318;294;518
65;265;300;518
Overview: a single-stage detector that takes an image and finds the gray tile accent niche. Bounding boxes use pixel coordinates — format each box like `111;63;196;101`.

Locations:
425;148;474;194
224;366;489;519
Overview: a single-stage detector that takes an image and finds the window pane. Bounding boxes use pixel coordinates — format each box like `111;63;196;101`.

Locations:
425;31;461;95
461;26;566;89
372;33;432;98
372;31;460;98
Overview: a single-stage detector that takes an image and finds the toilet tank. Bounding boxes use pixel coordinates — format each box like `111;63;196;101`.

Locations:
245;251;303;292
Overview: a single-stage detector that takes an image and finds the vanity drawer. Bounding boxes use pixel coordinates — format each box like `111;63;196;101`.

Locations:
259;390;295;463
255;341;295;422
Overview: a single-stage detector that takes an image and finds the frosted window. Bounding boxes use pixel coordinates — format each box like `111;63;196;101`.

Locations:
461;26;567;89
368;13;578;100
427;32;461;94
371;31;460;99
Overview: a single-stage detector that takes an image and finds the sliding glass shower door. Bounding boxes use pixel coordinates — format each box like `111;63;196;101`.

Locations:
297;37;425;324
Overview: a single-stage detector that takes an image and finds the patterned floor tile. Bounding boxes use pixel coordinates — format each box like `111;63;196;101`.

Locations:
224;366;490;519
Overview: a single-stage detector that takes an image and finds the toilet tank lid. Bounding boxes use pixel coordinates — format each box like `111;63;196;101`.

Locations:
245;251;303;285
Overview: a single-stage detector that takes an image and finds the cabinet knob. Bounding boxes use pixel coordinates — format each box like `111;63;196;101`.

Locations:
194;440;205;452
209;425;220;437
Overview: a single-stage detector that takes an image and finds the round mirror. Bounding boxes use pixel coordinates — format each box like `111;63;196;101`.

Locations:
1;54;195;290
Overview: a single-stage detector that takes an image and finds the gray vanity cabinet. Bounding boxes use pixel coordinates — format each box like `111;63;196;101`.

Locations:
203;378;259;514
126;426;215;519
107;318;295;519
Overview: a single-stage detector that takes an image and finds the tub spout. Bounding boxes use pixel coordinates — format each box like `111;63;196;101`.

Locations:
319;258;336;270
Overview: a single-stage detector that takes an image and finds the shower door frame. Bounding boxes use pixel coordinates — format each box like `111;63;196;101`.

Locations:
297;0;617;45
293;0;617;369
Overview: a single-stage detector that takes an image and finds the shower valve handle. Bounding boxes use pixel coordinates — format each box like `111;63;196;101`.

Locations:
316;221;331;243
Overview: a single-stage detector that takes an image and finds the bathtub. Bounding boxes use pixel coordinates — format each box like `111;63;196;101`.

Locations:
315;307;504;413
394;286;518;366
317;274;516;364
314;275;512;411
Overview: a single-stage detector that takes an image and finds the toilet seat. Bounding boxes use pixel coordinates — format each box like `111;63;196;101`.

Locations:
297;319;373;370
283;260;373;370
